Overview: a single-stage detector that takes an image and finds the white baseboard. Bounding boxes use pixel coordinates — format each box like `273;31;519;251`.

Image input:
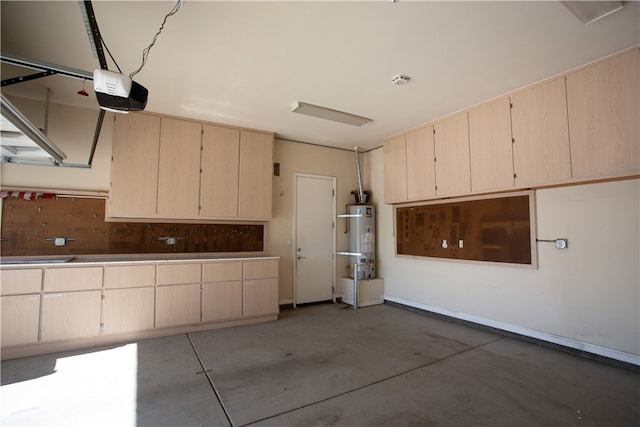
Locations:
385;295;640;366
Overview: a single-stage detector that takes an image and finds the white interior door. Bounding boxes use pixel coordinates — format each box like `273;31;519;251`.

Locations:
294;174;335;305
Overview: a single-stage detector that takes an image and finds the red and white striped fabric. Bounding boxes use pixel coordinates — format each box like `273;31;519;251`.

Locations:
0;191;56;200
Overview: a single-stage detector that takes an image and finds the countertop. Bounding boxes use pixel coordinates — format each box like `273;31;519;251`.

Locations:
0;253;279;267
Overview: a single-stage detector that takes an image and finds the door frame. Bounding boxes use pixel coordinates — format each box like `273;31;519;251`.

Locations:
292;173;337;308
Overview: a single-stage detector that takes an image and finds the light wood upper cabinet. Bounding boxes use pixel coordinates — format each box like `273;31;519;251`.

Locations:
566;49;639;179
382;50;637;204
468;97;514;192
157;118;202;219
201;125;240;218
511;77;572;187
109;113;274;221
434;112;471;197
110;113;161;218
383;134;408;204
238;131;273;220
406;125;436;200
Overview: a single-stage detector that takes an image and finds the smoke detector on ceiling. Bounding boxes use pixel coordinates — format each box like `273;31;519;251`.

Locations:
392;74;410;85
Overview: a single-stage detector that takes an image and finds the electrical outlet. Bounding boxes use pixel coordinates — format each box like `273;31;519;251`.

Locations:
554;238;568;249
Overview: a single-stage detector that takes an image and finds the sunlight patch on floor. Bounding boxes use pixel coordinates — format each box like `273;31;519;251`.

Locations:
1;344;138;426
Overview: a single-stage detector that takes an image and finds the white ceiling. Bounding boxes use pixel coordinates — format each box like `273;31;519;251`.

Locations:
1;1;639;152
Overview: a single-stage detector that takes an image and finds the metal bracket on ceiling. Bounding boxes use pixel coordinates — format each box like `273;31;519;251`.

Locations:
1;2;110;167
1;70;57;87
79;0;108;70
1;54;93;82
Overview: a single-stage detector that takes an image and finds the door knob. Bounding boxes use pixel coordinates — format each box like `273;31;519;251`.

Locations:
297;255;306;260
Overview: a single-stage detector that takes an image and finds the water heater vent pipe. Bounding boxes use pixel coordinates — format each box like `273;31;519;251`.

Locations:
354;146;364;204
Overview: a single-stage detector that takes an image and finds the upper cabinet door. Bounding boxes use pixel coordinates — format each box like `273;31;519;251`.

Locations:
201;125;240;218
238;131;273;220
511;77;571;187
434;112;471;197
157;118;202;219
468;97;514;192
406;125;436;201
110;113;161;218
566;49;639;179
383;135;408;204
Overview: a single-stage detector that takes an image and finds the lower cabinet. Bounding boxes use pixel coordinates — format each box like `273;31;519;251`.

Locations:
41;290;102;342
156;283;201;328
243;259;279;317
102;287;155;335
244;278;279;317
1;294;40;347
1;258;279;358
202;281;243;322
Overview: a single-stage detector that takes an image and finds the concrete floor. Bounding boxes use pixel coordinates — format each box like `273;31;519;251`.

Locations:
1;302;639;427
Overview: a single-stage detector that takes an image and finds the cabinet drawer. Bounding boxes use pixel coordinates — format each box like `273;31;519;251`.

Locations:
203;262;242;282
104;264;156;289
1;269;42;295
156;263;201;285
243;260;278;280
44;267;102;292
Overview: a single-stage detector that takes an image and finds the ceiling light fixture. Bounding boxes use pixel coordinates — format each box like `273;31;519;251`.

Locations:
291;102;372;127
561;1;623;24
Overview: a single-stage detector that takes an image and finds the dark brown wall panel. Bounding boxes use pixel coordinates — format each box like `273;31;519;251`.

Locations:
396;192;534;265
1;197;263;256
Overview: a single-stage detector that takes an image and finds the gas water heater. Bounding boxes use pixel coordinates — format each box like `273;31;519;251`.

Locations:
348;204;376;279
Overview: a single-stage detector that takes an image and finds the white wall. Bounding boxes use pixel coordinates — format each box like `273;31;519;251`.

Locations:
367;147;640;363
0;97;113;191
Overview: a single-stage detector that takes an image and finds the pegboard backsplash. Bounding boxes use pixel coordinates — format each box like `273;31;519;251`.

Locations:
1;197;264;256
